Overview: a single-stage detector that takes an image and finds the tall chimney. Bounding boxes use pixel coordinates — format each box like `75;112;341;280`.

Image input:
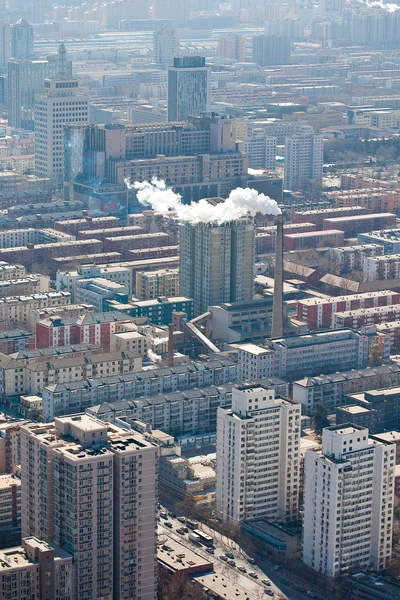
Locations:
271;213;284;338
167;324;174;367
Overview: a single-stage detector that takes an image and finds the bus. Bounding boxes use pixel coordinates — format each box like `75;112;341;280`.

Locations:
193;529;213;546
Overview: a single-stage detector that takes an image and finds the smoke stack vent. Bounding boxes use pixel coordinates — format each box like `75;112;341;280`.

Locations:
271;213;284;338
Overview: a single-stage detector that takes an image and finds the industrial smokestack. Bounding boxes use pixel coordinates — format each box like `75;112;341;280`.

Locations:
167;324;174;367
271;213;284;338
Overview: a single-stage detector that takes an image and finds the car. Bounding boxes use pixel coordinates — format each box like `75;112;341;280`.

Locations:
162;545;173;552
249;572;258;579
177;516;186;523
206;547;215;554
160;512;168;519
170;513;177;519
227;559;236;567
181;526;189;533
220;555;228;561
307;592;316;598
176;528;185;535
262;579;271;586
284;579;291;585
266;591;274;597
247;557;256;564
164;522;173;529
237;566;247;573
177;553;185;559
225;551;235;559
156;516;161;521
273;565;281;571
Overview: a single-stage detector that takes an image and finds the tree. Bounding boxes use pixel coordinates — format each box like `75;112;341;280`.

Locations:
312;403;330;436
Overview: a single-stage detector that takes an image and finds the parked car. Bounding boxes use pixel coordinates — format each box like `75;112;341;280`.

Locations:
247;557;256;564
225;551;234;559
220;555;228;562
262;579;271;586
249;572;258;579
238;566;247;573
164;522;173;529
206;547;215;554
227;559;236;567
177;516;186;523
176;528;185;535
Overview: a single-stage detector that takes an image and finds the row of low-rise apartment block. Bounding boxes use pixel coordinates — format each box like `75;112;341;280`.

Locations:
0;350;143;398
255;222;316;253
303;425;395;578
333;304;400;329
135;268;179;300
358;229;400;255
283;229;345;251
0;228;76;249
322;213;397;237
0;275;48;297
54;215;119;235
0;291;71;328
296;290;400;329
87;378;290;437
293;205;369;229
364;253;400;281
291;363;400;415
21;416;158;600
41;358;239;420
376;321;400;351
72;277;130;312
324;188;400;214
328;244;384;272
56;264;134;299
337;387;400;434
340;174;397;190
237;329;371;382
0;329;36;355
76;225;148;242
0;537;74;600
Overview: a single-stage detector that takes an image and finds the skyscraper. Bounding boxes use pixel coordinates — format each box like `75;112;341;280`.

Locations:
152;0;189;26
153;26;179;65
21;415;158;600
8;44;71;129
284;126;324;191
179;212;255;316
303;424;395;577
252;34;291;66
167;56;210;122
34;45;89;189
216;384;301;524
217;33;246;62
11;18;33;59
0;21;11;69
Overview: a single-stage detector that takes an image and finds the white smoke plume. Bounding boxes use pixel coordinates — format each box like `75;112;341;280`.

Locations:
125;177;281;224
147;348;162;362
153;336;168;346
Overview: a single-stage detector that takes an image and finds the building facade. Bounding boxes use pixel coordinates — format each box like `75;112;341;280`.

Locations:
167;56;210;122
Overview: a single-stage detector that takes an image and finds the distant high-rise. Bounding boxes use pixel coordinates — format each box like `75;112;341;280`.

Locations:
35;46;89;189
21;415;158;600
284;126;324;191
217;33;246;62
217;384;301;524
244;127;276;170
8;44;72;129
11;18;33;59
167;56;210;122
303;424;395;577
252;34;291;66
180;211;255;316
0;21;11;68
152;0;189;26
153;26;179;65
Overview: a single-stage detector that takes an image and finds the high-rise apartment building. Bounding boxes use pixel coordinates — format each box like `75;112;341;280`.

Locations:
284;126;324;191
252;34;291;66
244;128;277;170
303;424;395;577
217;33;246;62
152;0;189;26
35;48;89;189
11;18;33;59
153;26;179;65
180;213;255;316
21;415;158;600
216;384;301;524
167;56;210;122
0;21;10;69
8;44;72;129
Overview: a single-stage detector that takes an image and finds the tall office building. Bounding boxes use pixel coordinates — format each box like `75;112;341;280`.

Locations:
217;33;246;62
167;56;210;122
8;43;71;129
153;26;179;65
0;21;11;69
216;384;301;524
11;18;33;59
180;212;255;316
284;126;324;191
35;46;89;188
21;414;158;600
252;34;291;66
303;424;395;577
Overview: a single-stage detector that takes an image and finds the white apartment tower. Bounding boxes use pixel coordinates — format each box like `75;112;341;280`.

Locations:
34;45;89;189
216;385;301;524
303;425;395;578
20;415;158;600
284;126;324;191
153;26;179;65
217;33;246;62
244;127;277;170
167;56;210;122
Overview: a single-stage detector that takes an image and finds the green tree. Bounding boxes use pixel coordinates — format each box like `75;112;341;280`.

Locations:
312;403;330;436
